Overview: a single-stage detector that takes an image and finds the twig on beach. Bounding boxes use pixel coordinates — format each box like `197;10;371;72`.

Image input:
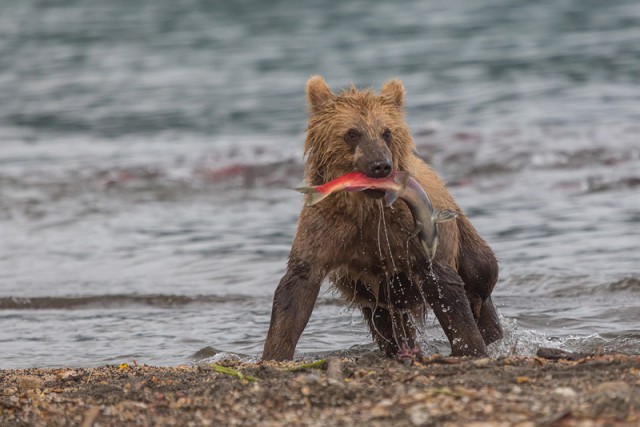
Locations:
86;368;94;383
211;364;259;382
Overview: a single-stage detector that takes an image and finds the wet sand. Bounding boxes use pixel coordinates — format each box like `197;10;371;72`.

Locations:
1;354;639;426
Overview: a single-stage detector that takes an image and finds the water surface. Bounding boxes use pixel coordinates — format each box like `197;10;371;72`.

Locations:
1;0;639;369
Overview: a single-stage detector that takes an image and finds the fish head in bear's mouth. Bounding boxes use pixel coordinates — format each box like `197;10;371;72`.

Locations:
358;161;394;199
355;157;393;200
360;157;393;200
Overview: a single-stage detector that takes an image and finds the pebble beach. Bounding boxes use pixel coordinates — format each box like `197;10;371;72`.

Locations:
2;354;639;426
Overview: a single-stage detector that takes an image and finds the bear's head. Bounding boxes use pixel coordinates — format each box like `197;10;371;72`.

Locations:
303;76;415;187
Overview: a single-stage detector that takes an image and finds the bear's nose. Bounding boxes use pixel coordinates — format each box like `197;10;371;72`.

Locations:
369;160;392;178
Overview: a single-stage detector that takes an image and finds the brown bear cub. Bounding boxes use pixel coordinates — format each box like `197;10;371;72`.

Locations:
263;76;502;361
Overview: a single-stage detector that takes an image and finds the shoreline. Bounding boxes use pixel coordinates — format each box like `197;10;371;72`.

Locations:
1;354;639;426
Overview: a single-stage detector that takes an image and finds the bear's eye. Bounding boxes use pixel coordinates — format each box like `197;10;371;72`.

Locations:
382;128;392;142
345;129;361;142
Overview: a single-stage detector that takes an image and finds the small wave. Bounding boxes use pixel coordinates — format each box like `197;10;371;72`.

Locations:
608;277;640;292
2;124;638;219
551;276;640;297
0;156;306;220
95;158;304;191
0;294;253;310
449;146;637;177
584;175;640;193
416;126;640;179
0;293;345;310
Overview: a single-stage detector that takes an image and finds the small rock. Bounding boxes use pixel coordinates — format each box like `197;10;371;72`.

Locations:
553;387;577;398
115;401;148;411
473;358;492;367
296;373;320;384
370;398;394;418
589;381;630;397
370;404;391;418
17;376;45;392
3;387;17;396
536;347;590;361
408;403;429;426
56;370;76;381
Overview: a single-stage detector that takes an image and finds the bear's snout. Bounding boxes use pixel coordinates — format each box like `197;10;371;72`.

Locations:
368;160;392;178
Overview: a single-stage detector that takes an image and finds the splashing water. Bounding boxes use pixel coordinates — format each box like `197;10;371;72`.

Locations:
487;317;556;357
484;316;629;358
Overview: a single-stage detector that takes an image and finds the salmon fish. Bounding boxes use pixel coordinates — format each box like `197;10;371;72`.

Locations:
383;174;458;261
294;171;458;261
294;171;404;206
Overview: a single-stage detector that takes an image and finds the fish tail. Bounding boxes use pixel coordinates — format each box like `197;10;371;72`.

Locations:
291;179;308;191
293;186;329;206
292;184;313;194
433;209;458;223
421;240;435;261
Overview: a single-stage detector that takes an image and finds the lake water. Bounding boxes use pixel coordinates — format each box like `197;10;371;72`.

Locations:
1;0;639;369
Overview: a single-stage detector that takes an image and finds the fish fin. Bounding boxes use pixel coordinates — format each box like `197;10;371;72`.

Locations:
384;191;398;206
411;221;423;237
304;190;329;206
393;171;411;187
433;209;458;224
385;171;410;206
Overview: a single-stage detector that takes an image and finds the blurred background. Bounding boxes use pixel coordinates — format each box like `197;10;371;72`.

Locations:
1;0;639;369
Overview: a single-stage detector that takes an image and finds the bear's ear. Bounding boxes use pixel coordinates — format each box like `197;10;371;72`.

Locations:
306;75;334;114
380;79;405;107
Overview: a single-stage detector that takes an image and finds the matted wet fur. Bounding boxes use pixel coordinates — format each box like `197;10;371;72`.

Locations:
263;76;502;361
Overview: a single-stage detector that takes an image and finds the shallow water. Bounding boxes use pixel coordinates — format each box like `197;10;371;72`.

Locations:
1;0;639;369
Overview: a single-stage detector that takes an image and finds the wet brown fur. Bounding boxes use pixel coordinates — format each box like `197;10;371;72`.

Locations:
263;76;502;361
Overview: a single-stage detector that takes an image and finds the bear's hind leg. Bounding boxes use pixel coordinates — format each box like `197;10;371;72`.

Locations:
477;296;502;345
457;216;503;345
